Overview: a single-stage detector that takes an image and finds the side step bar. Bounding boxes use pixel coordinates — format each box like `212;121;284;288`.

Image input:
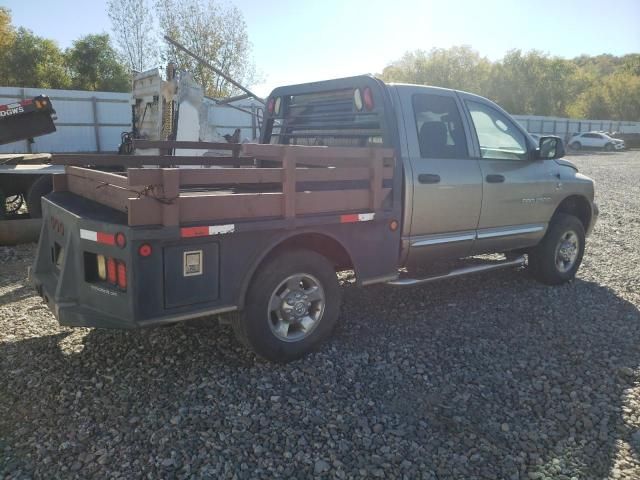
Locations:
387;255;526;287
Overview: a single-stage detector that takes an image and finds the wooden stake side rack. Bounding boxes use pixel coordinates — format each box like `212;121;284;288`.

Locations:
51;141;395;227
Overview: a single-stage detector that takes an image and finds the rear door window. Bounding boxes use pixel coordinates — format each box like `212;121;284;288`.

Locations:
412;94;468;159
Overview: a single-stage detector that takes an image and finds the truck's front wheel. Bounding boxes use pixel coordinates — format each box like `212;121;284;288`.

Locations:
234;249;341;362
528;213;585;285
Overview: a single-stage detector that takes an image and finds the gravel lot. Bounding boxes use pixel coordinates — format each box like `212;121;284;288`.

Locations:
1;151;639;479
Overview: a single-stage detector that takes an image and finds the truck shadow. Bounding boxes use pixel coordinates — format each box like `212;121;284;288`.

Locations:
1;269;638;478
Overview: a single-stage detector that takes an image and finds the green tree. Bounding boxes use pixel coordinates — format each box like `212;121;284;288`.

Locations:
157;0;257;97
66;34;130;92
381;46;492;95
0;7;14;51
1;27;70;89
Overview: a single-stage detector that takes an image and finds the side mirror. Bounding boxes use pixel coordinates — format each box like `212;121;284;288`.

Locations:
537;136;565;160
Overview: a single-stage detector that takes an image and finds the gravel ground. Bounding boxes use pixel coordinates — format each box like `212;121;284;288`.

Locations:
1;151;639;479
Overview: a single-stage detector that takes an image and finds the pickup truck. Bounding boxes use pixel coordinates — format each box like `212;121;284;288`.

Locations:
31;75;598;362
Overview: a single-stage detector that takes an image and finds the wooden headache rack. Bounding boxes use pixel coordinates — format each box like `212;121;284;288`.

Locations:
51;141;395;228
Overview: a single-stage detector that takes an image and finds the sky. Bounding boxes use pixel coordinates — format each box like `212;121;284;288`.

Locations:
3;0;640;97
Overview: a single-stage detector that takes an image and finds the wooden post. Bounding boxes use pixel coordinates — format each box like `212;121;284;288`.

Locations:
282;148;296;219
369;148;383;212
161;169;180;226
91;97;101;153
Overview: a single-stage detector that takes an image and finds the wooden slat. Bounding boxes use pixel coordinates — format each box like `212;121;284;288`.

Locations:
295;166;394;182
65;166;129;188
243;144;395;168
178;193;283;223
66;175;132;213
296;190;369;215
296;188;391;215
53;154;145;167
127;168;163;186
128;197;163;226
134;140;241;151
53;154;254;167
179;168;283;186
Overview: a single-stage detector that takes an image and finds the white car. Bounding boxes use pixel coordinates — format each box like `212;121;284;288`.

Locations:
569;132;625;151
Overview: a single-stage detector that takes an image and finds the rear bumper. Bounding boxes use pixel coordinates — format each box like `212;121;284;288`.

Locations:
32;276;138;328
32;275;237;329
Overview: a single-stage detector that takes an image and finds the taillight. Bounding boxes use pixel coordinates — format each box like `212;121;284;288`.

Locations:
363;87;374;111
138;243;152;257
116;261;127;290
107;258;117;285
115;232;126;248
267;97;275;114
97;255;107;280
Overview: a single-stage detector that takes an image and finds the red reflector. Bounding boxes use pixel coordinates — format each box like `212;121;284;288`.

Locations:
115;232;126;248
340;214;359;223
97;232;115;245
181;226;209;238
363;87;374;111
116;261;127;290
106;258;117;284
138;243;152;257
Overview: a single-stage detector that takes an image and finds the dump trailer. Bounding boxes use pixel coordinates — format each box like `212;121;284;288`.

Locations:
32;75;598;362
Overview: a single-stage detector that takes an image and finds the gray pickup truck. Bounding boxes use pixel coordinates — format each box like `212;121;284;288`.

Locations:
32;75;597;362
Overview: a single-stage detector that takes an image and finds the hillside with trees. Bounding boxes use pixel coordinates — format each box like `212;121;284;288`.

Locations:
381;47;640;121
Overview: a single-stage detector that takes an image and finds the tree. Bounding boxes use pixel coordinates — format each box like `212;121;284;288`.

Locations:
380;46;640;121
381;46;492;95
0;7;14;51
157;0;256;97
0;27;70;89
66;34;130;92
107;0;157;72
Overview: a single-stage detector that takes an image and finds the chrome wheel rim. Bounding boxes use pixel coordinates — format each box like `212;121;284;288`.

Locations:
555;230;579;273
267;273;325;342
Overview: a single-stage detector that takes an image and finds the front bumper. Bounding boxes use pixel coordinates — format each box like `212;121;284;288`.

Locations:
614;143;625;150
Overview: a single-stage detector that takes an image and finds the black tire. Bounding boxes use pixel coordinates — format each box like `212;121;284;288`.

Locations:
604;143;614;152
26;175;53;219
528;213;585;285
233;249;340;362
570;141;581;151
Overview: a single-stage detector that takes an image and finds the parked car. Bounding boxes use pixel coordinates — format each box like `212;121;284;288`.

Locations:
569;132;625;151
611;132;640;149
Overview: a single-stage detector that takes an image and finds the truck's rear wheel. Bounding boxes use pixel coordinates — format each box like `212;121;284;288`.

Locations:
26;175;52;219
233;249;341;362
528;213;585;285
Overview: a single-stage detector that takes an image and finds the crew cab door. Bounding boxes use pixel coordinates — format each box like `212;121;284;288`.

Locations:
397;87;483;264
461;96;559;254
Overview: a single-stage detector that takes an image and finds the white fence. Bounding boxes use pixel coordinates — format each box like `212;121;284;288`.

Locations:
3;85;638;153
0;87;131;154
513;114;640;139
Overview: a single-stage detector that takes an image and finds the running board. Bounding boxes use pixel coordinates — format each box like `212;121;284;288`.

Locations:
387;255;526;286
